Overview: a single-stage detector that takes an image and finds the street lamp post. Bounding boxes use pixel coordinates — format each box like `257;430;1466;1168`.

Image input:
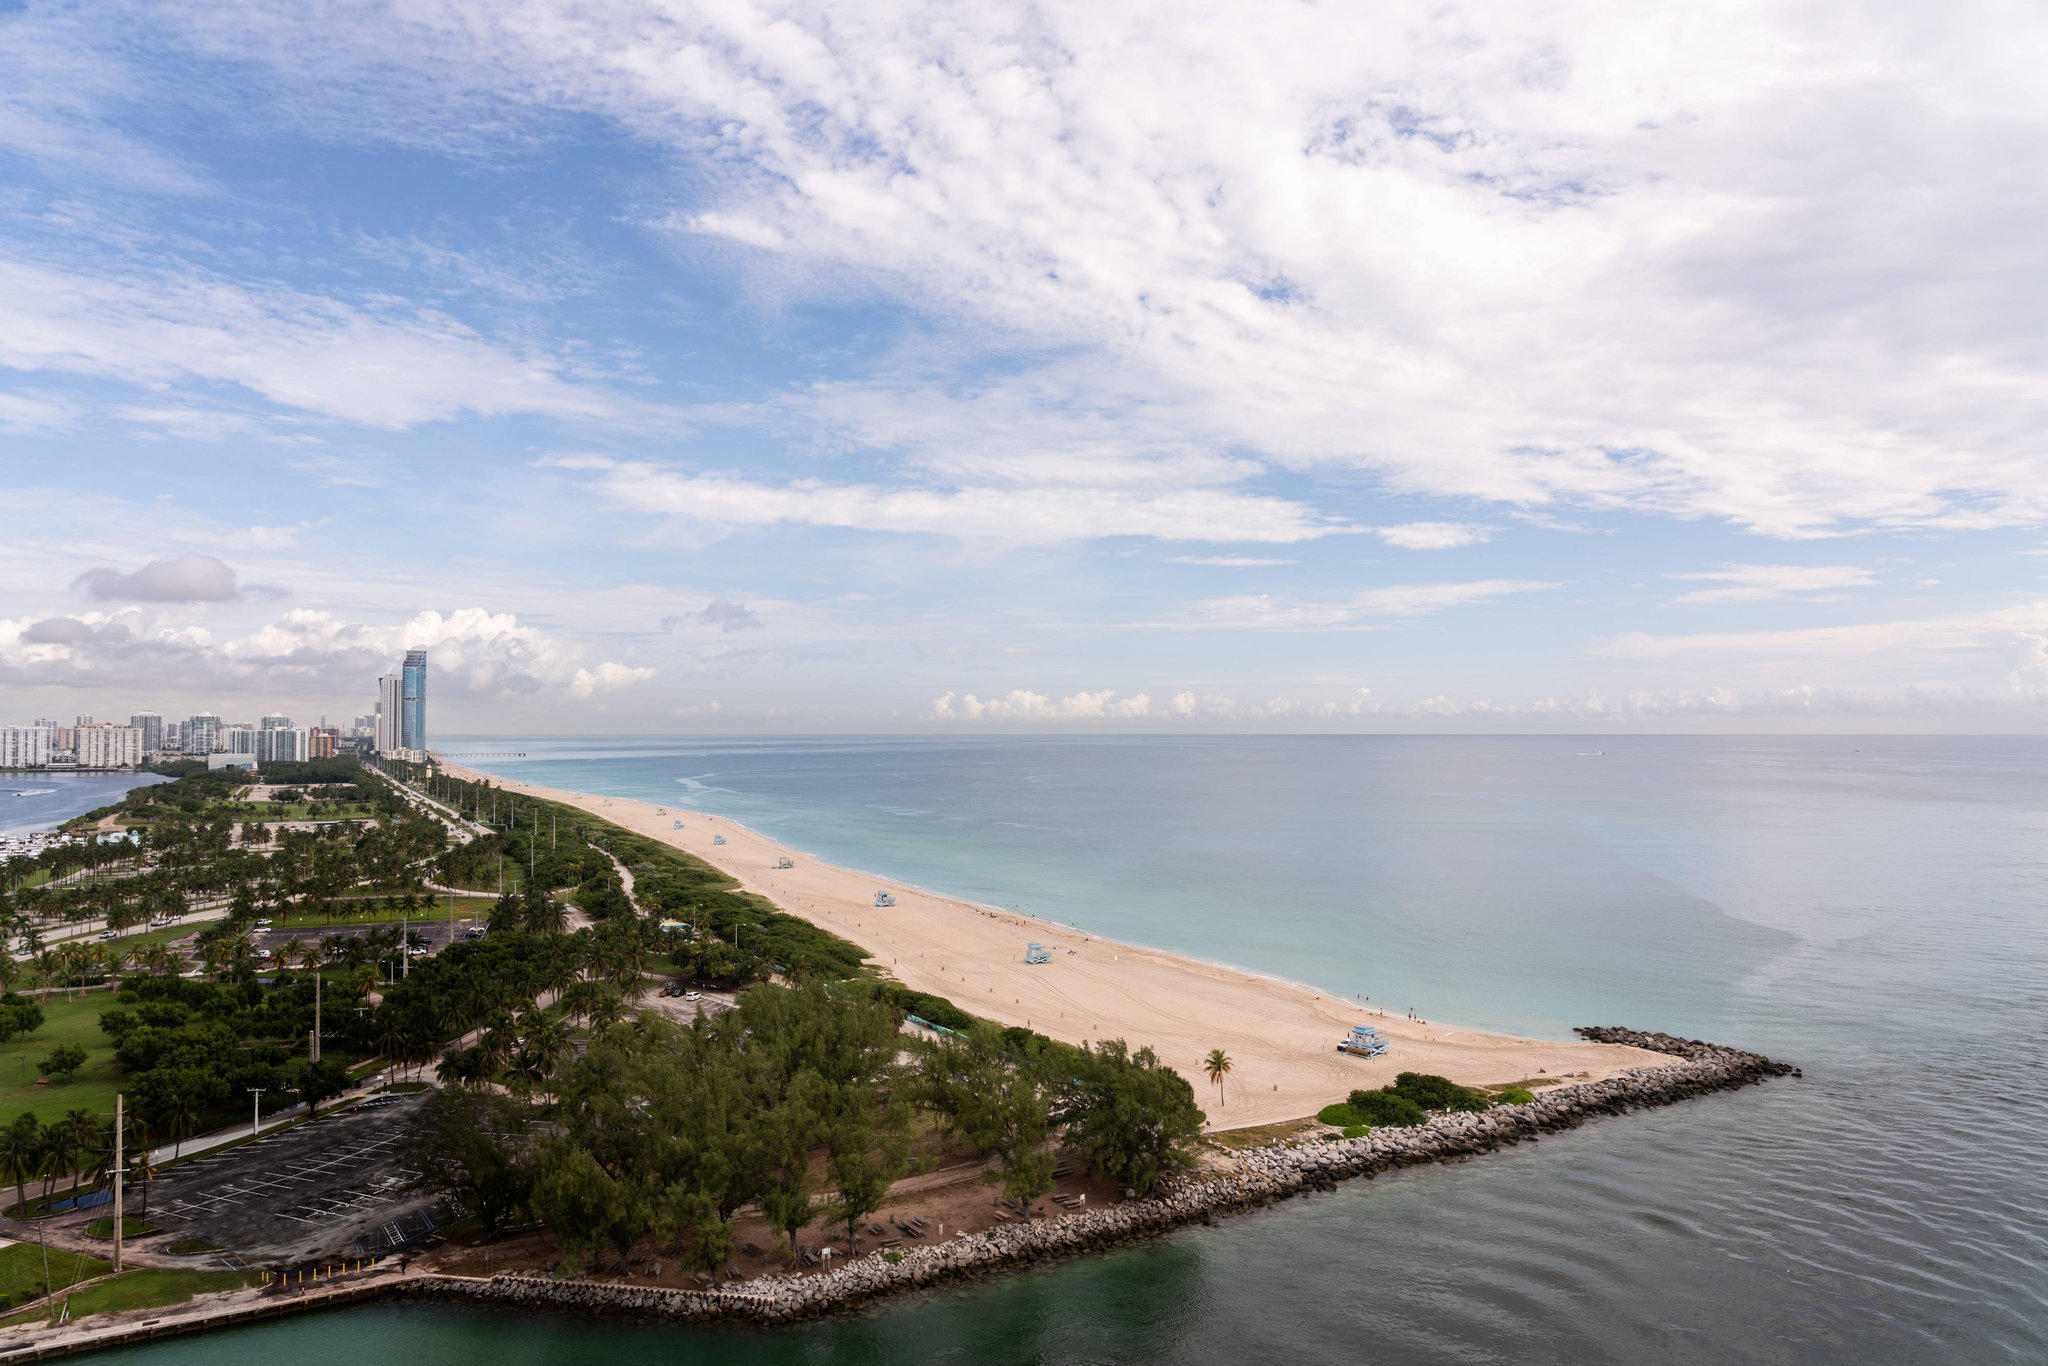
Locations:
247;1087;265;1139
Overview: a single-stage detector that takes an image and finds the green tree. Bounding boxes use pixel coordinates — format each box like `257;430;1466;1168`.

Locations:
1060;1040;1206;1197
298;1057;350;1117
37;1043;88;1082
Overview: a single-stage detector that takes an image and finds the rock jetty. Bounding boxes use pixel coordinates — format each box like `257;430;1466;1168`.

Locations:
411;1028;1793;1325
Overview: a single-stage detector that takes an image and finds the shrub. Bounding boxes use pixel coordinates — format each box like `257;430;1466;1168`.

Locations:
1387;1072;1495;1114
1346;1089;1427;1127
1341;1124;1369;1138
883;1251;903;1265
1316;1102;1363;1127
1494;1085;1535;1105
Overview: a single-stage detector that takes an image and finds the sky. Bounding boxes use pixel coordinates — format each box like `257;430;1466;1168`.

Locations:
3;0;2047;735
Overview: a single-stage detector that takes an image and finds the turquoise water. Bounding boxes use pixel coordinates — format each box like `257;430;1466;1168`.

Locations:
104;736;2048;1361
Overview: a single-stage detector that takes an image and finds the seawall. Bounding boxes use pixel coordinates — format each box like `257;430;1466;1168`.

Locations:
409;1028;1794;1325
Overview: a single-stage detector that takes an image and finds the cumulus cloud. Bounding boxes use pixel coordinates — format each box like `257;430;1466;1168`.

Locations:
569;661;656;697
73;553;277;603
0;603;648;701
932;689;1153;720
1668;563;1879;606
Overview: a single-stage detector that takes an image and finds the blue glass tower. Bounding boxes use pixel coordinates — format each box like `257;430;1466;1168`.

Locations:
401;649;428;752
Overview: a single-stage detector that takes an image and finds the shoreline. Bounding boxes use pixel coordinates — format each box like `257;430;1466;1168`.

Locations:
439;760;1676;1127
0;1029;1792;1357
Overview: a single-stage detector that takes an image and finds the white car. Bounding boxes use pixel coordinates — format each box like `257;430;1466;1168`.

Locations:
254;919;273;929
683;990;702;1002
254;948;272;960
96;931;117;941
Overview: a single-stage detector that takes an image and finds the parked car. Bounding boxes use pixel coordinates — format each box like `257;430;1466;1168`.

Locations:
96;930;118;941
683;991;702;1002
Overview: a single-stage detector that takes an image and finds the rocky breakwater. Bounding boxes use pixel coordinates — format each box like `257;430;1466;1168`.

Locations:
415;1026;1794;1325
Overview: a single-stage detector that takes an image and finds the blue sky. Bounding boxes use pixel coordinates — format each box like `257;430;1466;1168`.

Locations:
3;0;2047;733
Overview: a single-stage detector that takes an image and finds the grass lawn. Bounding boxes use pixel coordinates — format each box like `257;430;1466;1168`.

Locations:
10;1267;258;1323
84;1216;159;1238
268;896;488;930
220;802;381;821
0;992;125;1130
0;1240;109;1311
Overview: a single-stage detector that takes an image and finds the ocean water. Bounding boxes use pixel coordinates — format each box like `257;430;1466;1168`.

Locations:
0;771;167;837
106;736;2048;1362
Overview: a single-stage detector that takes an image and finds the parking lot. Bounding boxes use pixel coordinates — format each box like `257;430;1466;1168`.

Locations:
141;1092;444;1263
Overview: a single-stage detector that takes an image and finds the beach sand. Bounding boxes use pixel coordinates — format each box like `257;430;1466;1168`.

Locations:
444;764;1676;1128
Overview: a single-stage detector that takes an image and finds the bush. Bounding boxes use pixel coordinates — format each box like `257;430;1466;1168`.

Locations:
1346;1089;1428;1127
1389;1072;1495;1114
1494;1085;1535;1105
1317;1102;1362;1127
1341;1124;1369;1138
883;1251;903;1265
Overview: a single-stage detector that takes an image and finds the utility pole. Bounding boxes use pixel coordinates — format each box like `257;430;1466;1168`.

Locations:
112;1093;123;1273
247;1087;265;1138
311;971;322;1062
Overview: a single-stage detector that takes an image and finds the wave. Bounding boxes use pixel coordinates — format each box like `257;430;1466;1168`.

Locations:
10;789;56;796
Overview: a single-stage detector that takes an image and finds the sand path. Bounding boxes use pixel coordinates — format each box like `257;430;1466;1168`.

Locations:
441;764;1673;1128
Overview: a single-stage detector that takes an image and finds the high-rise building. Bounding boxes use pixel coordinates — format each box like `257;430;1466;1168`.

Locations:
351;713;375;738
74;723;142;768
186;714;222;753
129;712;163;754
53;726;76;752
308;726;341;759
401;649;428;753
221;724;258;755
375;675;402;752
257;727;309;764
260;713;292;730
0;726;52;768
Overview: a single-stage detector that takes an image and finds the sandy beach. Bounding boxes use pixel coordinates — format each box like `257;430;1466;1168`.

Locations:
443;763;1675;1128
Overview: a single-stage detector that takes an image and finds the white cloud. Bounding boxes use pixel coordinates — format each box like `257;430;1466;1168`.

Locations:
189;0;2048;538
569;661;656;697
932;689;1153;720
1668;563;1879;605
1175;579;1556;630
0;390;83;433
0;602;648;701
0;257;672;431
1167;556;1296;567
548;455;1347;546
1372;523;1491;550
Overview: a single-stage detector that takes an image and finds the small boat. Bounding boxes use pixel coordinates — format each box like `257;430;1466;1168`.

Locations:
874;891;896;907
712;834;725;845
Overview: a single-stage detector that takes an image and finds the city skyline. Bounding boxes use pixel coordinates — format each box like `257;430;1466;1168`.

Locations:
4;4;2048;732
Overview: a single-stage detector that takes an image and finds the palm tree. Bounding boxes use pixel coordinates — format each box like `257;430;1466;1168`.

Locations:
1203;1049;1234;1110
63;1109;100;1193
0;1116;40;1213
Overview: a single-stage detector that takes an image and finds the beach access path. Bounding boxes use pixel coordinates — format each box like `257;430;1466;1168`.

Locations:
439;764;1673;1129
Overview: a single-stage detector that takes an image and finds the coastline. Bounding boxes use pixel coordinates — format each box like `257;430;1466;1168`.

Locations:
439;760;1676;1126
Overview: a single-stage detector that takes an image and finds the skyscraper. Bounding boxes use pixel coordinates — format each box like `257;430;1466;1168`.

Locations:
376;674;402;753
130;712;162;754
401;649;428;753
256;727;309;764
260;713;292;730
186;714;222;753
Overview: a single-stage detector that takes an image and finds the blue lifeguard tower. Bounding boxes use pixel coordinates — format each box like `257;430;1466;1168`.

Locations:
874;891;897;907
712;833;726;845
1337;1025;1388;1058
775;857;793;869
1024;943;1050;964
